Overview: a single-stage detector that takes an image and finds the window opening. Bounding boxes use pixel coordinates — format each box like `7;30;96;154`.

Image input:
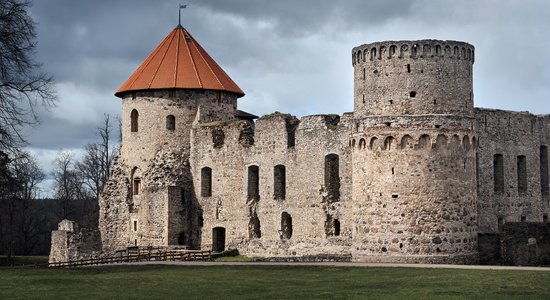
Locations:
130;109;139;132
166;115;175;131
517;155;527;194
248;165;260;201
201;167;212;197
274;165;286;200
493;154;504;193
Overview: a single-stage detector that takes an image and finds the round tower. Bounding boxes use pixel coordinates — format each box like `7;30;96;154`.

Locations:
353;40;474;117
115;25;244;169
350;40;479;264
99;24;244;250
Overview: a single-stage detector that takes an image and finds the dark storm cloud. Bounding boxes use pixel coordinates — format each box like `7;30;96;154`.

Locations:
23;0;550;187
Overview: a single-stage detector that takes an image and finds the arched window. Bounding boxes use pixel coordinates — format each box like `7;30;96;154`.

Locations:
325;154;340;202
463;135;471;151
383;136;395;150
389;45;397;58
201;167;212;197
130;109;139;132
248;165;259;201
416;134;431;149
369;137;379;150
411;44;418;58
400;135;413;149
281;212;292;239
274;165;286;200
166;115;175;131
435;134;448;148
131;167;141;197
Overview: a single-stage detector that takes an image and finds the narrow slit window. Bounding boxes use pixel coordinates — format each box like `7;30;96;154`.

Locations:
166;115;175;131
273;165;286;200
248;165;260;201
281;212;292;239
325;154;340;202
517;155;527;194
133;178;141;195
541;146;549;196
407;64;411;73
130;109;139;132
201;167;212;197
493;154;504;193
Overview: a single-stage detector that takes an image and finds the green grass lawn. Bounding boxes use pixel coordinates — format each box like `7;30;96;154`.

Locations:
0;264;549;299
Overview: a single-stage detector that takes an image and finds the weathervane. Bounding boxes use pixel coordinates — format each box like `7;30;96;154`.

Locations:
179;4;187;26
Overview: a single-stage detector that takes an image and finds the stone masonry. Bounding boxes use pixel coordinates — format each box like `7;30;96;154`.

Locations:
49;27;550;265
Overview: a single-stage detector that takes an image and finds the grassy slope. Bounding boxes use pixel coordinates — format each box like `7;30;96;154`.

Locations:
0;265;548;299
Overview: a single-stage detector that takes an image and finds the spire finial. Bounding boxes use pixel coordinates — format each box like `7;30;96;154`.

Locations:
178;4;187;26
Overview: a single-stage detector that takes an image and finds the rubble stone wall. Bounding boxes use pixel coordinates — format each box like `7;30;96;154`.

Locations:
476;108;550;234
49;220;101;263
190;114;354;257
351;115;478;263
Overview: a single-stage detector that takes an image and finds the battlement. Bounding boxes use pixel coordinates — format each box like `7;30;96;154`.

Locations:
353;40;475;118
352;40;474;66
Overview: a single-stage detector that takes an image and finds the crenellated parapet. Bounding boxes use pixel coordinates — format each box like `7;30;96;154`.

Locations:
352;40;474;66
353;40;475;118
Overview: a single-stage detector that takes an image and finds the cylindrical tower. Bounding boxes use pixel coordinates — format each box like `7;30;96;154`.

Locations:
350;40;478;264
353;40;474;118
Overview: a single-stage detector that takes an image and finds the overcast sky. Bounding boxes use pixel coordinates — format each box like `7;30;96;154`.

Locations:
24;0;550;195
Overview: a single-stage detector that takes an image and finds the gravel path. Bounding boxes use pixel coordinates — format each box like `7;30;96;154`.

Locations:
109;261;550;272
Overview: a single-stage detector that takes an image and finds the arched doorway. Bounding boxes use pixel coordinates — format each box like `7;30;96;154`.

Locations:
212;227;226;252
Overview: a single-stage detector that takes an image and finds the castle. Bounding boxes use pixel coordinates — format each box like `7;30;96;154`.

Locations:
49;25;550;265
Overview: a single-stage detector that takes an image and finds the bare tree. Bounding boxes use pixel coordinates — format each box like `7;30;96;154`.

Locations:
77;114;117;200
0;150;45;257
53;151;88;220
0;0;55;151
10;151;45;254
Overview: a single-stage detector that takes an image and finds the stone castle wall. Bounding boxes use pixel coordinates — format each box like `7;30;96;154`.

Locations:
350;115;478;263
475;108;550;234
190;114;354;257
53;38;550;265
99;90;238;252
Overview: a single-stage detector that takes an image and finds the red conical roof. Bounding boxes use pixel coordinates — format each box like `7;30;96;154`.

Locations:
115;25;244;98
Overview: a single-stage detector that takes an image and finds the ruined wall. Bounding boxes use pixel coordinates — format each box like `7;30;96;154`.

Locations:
49;220;101;263
99;90;239;252
475;108;550;234
190;113;354;258
501;222;550;265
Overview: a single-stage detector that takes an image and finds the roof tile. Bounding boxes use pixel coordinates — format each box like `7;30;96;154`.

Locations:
116;26;244;98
